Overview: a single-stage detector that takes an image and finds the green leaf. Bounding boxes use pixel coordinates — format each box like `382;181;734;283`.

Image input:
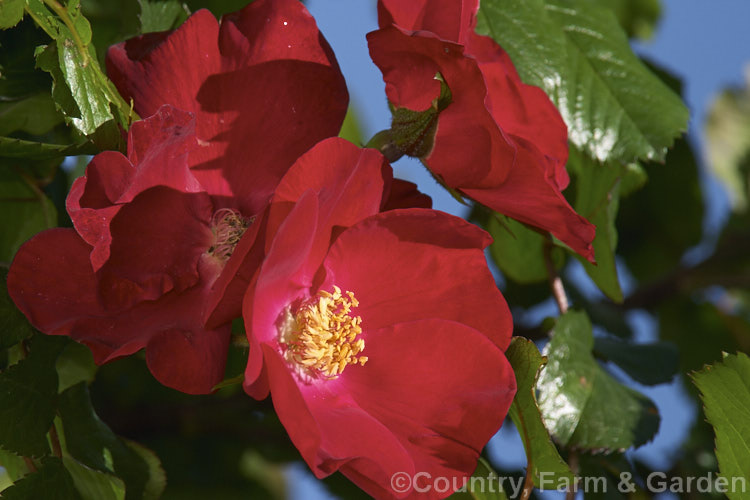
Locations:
0;136;98;160
63;456;126;500
593;337;678;386
618;136;704;282
0;93;64;136
506;337;575;488
55;341;96;393
0;268;34;349
599;0;661;39
476;0;687;163
485;214;565;284
705;68;750;211
122;441;166;500
339;106;363;146
26;0;137;148
138;0;188;33
0;0;24;29
0;165;58;263
450;458;509;500
568;149;623;302
0;446;30;485
0;335;67;457
537;310;660;452
692;352;750;500
0;457;81;500
57;383;165;500
0;18;53;100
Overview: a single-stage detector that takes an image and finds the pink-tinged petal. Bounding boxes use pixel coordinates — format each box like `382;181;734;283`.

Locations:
261;344;415;494
146;324;231;395
107;0;348;210
339;319;515;499
8;228;104;336
462;140;596;262
268;137;392;266
322;209;512;350
96;187;214;309
243;191;320;390
368;26;515;187
378;0;478;45
381;178;433;211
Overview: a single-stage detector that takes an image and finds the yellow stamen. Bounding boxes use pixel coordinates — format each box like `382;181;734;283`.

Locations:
281;286;367;380
207;208;251;261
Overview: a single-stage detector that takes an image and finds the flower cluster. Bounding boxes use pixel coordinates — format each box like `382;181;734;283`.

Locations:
8;0;597;497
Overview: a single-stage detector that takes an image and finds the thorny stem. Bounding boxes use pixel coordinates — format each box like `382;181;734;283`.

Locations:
520;467;534;500
544;239;568;315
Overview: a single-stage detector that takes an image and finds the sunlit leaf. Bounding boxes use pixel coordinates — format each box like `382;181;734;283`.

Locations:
537;310;660;451
476;0;687;164
0;0;24;29
138;0;188;33
505;337;574;488
63;456;126;500
692;352;750;500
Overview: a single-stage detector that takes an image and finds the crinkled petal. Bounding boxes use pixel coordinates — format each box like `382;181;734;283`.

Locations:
96;187;214;310
322;209;512;350
378;0;478;45
107;0;348;211
381;178;433;211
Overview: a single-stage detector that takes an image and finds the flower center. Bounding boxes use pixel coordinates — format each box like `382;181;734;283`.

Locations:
279;286;368;380
207;208;251;261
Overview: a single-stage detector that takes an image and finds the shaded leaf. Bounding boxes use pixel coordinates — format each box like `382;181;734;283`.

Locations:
505;337;574;488
63;456;126;500
0;93;64;136
0;0;24;29
123;441;166;500
0;18;52;100
0;165;58;263
618;136;704;283
593;337;678;385
568;149;623;302
476;0;687;164
486;214;565;285
0;457;81;500
692;352;750;500
57;382;164;500
0;267;34;349
56;341;96;393
138;0;189;33
0;136;98;160
537;310;660;451
0;335;67;457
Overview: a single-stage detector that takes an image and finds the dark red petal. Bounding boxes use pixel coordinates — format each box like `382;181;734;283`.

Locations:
8;228;104;336
96;187;214;309
339;319;515;498
268;138;391;267
322;209;512;350
261;345;415;488
378;0;478;45
381;178;433;211
146;324;231;395
462;140;596;262
107;0;348;210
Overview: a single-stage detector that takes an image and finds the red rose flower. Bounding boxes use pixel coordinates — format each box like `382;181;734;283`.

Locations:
7;107;266;394
106;0;348;214
368;0;596;261
240;138;516;499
